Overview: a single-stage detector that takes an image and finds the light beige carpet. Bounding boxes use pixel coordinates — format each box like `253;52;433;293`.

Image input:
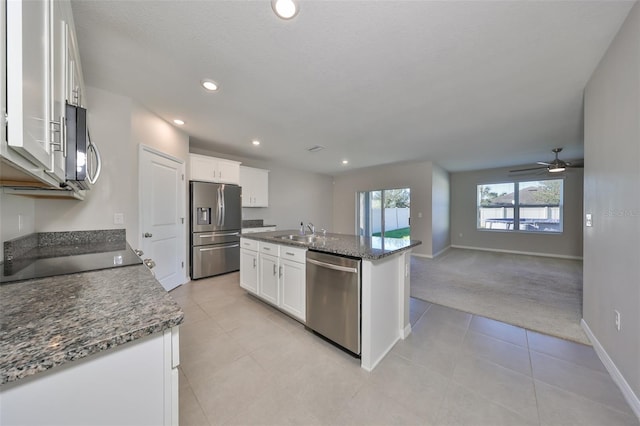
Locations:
411;248;589;345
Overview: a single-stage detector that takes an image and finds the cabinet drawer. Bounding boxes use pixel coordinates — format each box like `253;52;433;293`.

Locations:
240;238;258;251
279;246;307;263
259;242;280;256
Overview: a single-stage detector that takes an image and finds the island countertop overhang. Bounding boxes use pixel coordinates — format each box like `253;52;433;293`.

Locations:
241;230;421;260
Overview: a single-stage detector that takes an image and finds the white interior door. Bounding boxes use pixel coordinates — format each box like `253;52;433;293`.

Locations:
140;146;186;291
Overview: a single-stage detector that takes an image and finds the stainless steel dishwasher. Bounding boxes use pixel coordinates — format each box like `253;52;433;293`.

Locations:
306;250;361;355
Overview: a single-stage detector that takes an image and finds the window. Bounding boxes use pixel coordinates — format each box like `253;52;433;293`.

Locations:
477;179;563;233
357;188;411;239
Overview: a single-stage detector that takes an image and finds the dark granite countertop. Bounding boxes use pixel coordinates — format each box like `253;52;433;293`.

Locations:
0;265;184;385
242;230;421;260
241;220;276;229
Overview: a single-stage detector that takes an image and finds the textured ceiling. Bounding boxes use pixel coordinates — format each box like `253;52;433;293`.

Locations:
71;0;634;175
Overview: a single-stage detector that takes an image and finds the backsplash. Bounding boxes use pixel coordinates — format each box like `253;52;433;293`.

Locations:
242;219;264;228
4;229;126;262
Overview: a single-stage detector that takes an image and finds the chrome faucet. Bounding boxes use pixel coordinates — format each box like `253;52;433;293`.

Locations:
307;222;315;235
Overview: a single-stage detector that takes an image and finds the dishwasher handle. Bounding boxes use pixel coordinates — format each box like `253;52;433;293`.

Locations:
307;257;358;274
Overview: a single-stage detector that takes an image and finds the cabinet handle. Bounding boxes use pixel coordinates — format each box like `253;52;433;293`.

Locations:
253;258;256;268
279;266;283;278
49;118;65;155
263;247;270;251
272;264;277;275
285;252;295;256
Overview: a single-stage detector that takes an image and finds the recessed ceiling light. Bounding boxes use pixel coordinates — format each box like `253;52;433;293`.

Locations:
173;119;185;125
342;160;349;165
201;79;218;91
272;0;299;19
252;140;261;146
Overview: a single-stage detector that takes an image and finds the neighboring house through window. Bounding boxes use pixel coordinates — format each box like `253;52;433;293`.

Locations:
477;179;563;233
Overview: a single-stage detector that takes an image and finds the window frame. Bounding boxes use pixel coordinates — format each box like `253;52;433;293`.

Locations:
476;177;564;234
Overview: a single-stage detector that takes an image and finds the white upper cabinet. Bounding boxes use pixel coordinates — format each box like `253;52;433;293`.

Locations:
6;0;53;171
189;153;241;184
3;0;83;188
48;1;68;182
240;166;269;207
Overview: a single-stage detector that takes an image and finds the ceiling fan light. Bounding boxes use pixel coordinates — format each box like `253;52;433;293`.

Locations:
548;165;565;173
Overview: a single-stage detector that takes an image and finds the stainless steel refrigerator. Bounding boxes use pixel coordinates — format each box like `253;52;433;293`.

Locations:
190;181;242;279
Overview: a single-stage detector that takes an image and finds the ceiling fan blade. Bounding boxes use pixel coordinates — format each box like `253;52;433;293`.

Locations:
510;166;547;173
568;163;584;168
536;161;551;166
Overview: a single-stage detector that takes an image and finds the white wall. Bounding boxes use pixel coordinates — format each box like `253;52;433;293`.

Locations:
332;161;436;257
189;146;334;231
449;165;584;258
583;0;640;411
0;192;34;245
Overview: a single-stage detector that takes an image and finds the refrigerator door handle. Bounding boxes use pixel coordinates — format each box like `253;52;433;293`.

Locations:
216;187;223;227
220;185;226;227
198;231;240;238
199;243;240;251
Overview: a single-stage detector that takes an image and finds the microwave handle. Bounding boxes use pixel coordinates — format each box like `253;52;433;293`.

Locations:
87;135;102;185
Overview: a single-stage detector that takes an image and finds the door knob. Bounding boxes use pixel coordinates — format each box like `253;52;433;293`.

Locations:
144;232;153;238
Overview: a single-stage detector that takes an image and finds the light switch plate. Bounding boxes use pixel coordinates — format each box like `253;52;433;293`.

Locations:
585;213;592;227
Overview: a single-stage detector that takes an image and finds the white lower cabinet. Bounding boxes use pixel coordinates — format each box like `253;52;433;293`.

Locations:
0;327;180;426
280;257;306;321
239;239;306;322
239;238;259;295
258;252;279;305
240;248;258;294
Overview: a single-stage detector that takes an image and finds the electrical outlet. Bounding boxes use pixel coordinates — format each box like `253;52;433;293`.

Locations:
614;310;621;331
113;213;124;225
585;213;592;227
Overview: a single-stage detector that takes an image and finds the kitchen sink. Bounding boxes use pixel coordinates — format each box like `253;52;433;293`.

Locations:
277;234;318;243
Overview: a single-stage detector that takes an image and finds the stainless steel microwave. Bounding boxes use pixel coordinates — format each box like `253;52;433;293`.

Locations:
64;103;101;190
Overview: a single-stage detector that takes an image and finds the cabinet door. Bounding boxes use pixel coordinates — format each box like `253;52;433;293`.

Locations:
217;159;240;184
6;0;53;169
252;168;269;207
280;259;306;321
1;0;6;155
189;154;216;182
240;166;269;207
240;249;258;294
258;254;279;305
48;1;67;182
65;17;85;108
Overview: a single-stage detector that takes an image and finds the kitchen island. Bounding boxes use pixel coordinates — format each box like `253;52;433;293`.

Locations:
0;264;183;425
240;230;421;371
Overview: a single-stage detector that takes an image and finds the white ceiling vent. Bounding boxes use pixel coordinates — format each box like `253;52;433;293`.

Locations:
307;145;325;153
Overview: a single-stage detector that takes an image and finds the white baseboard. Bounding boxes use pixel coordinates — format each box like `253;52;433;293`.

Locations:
581;319;640;420
411;253;432;259
411;245;451;260
450;244;583;260
361;336;400;373
402;323;412;339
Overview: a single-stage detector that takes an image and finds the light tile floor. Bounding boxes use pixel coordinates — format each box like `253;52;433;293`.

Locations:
170;273;639;426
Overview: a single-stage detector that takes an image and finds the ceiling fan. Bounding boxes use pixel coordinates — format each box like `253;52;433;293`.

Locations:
510;148;584;173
